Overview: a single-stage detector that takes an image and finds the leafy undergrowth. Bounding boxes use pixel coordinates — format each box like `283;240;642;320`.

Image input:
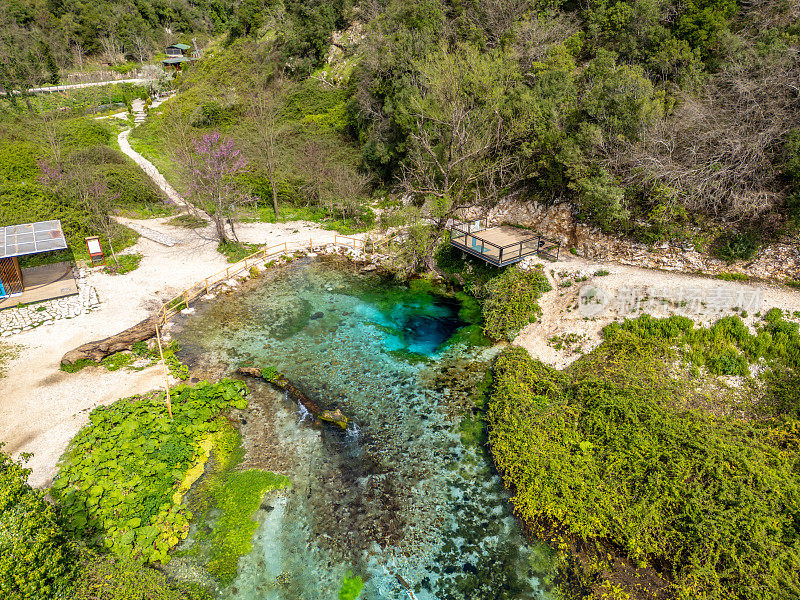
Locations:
51;381;249;565
179;424;289;585
436;243;551;342
70;549;211;600
479;266;551;341
487;313;800;600
0;446;75;600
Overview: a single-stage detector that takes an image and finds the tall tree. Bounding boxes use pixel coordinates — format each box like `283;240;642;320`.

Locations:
249;71;288;220
187;130;250;242
403;44;521;228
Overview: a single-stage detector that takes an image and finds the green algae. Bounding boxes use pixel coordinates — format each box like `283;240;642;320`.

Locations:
180;423;290;585
338;571;364;600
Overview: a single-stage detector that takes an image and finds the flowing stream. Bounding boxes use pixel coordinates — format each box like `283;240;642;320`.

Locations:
172;259;557;599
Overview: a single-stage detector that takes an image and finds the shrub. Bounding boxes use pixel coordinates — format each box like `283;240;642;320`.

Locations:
0;140;40;182
712;230;760;262
488;339;800;600
57;119;111;149
0;446;75;600
481;267;552;341
71;549;212;600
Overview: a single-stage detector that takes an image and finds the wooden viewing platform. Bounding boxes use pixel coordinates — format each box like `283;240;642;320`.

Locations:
448;220;560;266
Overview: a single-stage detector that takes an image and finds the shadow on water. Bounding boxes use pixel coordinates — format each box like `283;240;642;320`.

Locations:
172;259;558;600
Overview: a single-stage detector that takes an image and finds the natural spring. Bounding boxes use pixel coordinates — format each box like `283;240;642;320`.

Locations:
171;258;557;600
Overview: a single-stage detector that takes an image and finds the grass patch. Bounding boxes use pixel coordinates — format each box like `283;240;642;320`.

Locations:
105;253;143;275
218;240;260;263
168;214;208;229
60;341;188;379
0;343;20;379
716;271;749;282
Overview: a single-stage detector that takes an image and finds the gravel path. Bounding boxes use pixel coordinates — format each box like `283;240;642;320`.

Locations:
118;128;188;208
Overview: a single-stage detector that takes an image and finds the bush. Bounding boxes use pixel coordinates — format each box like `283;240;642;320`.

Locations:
0;140;40;182
71;549;212;600
480;266;552;341
98;163;167;208
57;119;111;149
712;230;760;262
66;145;126;166
0;446;75;600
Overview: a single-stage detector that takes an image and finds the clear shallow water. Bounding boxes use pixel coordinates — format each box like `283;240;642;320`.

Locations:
174;260;556;600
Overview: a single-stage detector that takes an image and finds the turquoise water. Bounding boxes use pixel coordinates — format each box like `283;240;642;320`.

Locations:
174;259;556;599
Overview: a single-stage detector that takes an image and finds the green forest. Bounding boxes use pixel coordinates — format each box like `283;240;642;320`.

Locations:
4;0;800;255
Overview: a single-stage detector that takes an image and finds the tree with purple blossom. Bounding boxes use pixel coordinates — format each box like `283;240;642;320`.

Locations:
186;130;251;243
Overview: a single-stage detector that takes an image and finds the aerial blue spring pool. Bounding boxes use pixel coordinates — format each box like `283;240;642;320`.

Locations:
173;259;556;599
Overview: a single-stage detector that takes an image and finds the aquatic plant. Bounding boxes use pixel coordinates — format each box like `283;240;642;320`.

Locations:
52;381;249;565
187;425;290;585
338;572;364;600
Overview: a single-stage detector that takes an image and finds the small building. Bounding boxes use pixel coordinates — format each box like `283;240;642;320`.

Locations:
448;219;560;266
162;43;194;71
0;220;77;309
166;43;191;57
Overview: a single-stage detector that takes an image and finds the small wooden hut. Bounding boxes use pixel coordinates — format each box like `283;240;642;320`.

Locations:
0;220;68;300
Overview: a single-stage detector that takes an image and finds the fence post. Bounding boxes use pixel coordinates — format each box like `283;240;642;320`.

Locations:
155;323;173;420
183;291;188;310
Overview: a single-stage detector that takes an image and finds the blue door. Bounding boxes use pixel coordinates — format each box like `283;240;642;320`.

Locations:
0;275;6;299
